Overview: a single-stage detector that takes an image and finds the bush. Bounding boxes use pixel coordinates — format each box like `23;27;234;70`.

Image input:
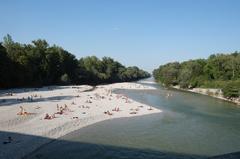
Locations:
179;81;189;88
222;81;240;98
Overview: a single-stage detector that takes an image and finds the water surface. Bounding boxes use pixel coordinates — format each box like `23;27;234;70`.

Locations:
29;79;240;159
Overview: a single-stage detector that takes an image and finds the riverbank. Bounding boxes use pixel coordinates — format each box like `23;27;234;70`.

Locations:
172;85;240;106
0;82;161;159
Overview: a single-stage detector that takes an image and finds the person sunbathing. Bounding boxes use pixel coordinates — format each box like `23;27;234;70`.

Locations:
44;113;51;119
104;111;113;115
112;107;120;112
64;104;70;111
44;113;55;120
17;106;28;115
107;111;113;115
60;106;64;114
56;106;64;115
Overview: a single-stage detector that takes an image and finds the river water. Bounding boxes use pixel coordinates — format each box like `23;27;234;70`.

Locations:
28;79;240;159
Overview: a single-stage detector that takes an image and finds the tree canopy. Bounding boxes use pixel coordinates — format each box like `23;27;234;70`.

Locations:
153;53;240;98
0;35;150;88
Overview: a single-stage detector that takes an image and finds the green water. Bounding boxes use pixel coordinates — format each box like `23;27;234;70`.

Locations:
29;79;240;159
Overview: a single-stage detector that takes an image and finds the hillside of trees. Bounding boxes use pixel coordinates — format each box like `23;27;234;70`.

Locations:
0;35;150;88
153;53;240;98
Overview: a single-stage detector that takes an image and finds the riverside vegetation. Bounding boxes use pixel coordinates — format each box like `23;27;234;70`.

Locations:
0;34;150;88
153;52;240;99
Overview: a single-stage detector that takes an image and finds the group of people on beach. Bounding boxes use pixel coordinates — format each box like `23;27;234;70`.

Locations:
85;99;92;103
16;103;73;120
112;107;120;112
17;94;42;102
6;92;14;96
104;107;120;116
14;83;154;124
44;104;72;120
57;104;71;114
17;97;32;102
80;105;90;109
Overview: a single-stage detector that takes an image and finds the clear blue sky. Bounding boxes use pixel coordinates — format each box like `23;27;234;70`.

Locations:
1;0;240;72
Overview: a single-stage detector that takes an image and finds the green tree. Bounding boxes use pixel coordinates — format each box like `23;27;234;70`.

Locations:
222;81;240;98
0;35;150;88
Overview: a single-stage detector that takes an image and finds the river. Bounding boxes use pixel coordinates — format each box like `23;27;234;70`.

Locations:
28;79;240;159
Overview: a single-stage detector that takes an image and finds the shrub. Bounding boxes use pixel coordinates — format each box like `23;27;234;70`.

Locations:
222;81;240;98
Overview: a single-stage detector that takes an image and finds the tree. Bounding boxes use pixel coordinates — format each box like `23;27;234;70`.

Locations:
2;34;14;53
222;81;240;98
0;43;12;87
153;51;240;92
0;35;150;88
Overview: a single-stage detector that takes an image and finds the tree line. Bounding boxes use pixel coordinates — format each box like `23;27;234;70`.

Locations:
153;53;240;98
0;35;150;88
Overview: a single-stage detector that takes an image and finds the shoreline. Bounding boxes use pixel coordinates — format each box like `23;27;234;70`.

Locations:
171;85;240;106
0;82;162;159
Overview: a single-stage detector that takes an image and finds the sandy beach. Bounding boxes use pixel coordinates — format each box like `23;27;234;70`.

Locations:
0;82;161;159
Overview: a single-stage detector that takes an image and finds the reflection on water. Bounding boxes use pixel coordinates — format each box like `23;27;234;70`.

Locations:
29;79;240;159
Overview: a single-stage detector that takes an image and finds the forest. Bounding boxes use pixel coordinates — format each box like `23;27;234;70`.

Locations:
0;35;150;88
153;52;240;98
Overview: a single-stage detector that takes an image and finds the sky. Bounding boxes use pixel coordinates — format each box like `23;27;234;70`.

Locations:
1;0;240;72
